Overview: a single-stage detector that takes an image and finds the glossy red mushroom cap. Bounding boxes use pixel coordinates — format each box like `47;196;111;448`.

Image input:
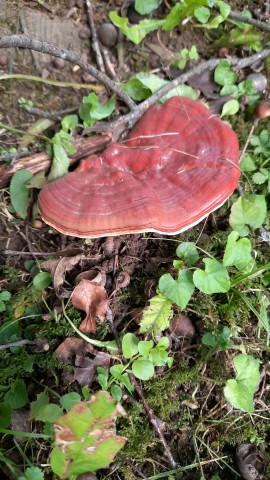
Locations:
38;97;240;237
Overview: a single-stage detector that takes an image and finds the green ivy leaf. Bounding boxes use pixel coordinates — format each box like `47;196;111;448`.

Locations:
4;379;28;409
159;270;195;309
109;11;164;44
61;114;79;132
176;242;199;267
0;291;11;313
31;392;62;422
60;392;81;411
156;336;170;349
229;194;267;236
194;6;210;23
216;0;230;18
18;466;44;480
48;131;76;181
122;333;139;359
252;171;268;185
10;170;33;219
223;231;253;271
224;354;260;413
214;60;237;86
193;259;230;294
240;153;256;172
132;358;155;380
202;325;232;350
135;0;160;15
110;364;125;380
122;72;198;102
162;3;182;30
79;93;115;127
149;348;168;367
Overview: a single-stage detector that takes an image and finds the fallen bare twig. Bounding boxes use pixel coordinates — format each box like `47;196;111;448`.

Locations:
0;134;112;188
0;35;136;110
0;339;36;350
23;105;79;121
85;0;105;72
228;10;270;33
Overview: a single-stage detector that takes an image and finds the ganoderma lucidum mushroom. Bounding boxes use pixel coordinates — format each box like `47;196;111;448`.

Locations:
38;97;240;237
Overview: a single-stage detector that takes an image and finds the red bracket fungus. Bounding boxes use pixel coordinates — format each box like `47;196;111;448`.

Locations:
38;97;240;238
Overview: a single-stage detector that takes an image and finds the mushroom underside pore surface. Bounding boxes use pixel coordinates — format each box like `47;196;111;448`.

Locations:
38;96;240;238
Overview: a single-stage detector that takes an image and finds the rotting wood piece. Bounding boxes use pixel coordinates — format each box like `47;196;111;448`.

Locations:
0;134;112;188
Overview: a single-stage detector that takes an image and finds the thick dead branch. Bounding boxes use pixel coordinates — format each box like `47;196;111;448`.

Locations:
0;134;112;188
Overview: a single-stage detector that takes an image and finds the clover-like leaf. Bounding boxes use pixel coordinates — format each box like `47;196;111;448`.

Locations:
132;358;154;380
122;333;139;359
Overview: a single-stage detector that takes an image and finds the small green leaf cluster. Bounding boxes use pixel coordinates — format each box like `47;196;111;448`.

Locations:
18;467;44;480
214;60;258;118
140;192;267;335
202;325;232;350
162;0;230;31
214;11;262;51
0;380;82;429
97;334;173;399
241;134;270;194
122;71;198;103
18;97;34;108
0;290;11;312
109;1;230;45
78;92;115;128
47;130;77;181
173;45;199;70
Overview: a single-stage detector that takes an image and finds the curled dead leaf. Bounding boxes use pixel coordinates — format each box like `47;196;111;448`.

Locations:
42;254;81;297
114;271;130;290
236;443;265;480
71;279;109;333
54;338;110;387
75;268;106;287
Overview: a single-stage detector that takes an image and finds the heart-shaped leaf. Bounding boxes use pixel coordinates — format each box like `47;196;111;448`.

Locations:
193;259;230;293
224;354;260;413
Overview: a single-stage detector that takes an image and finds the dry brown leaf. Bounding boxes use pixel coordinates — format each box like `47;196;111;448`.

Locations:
54;338;94;364
71;279;109;333
42;254;81;297
236;443;265;480
54;338;110;387
188;69;219;99
75;268;106;287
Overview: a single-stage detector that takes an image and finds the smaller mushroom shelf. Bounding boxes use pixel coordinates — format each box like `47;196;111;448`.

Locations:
38;97;240;238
